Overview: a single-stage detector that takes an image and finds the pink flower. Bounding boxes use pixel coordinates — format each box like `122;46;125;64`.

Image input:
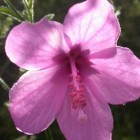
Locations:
5;0;140;140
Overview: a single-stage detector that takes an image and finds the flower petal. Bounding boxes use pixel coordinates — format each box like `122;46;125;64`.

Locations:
64;0;120;53
5;18;69;71
86;47;140;104
57;86;113;140
9;65;69;134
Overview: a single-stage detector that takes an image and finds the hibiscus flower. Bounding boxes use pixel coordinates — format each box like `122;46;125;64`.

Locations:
5;0;140;140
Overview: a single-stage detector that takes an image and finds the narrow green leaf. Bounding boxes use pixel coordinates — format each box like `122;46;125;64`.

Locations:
0;6;22;21
3;0;24;21
0;77;10;91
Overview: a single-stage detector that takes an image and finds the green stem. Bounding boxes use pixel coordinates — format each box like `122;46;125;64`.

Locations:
22;0;33;22
31;0;34;22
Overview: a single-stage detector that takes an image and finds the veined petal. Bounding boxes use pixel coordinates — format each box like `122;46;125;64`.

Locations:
9;65;69;134
86;47;140;104
64;0;120;52
5;18;69;71
57;86;113;140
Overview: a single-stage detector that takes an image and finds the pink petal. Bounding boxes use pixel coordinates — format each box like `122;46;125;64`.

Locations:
5;18;69;71
64;0;120;53
85;47;140;104
9;65;69;134
88;47;117;59
57;86;113;140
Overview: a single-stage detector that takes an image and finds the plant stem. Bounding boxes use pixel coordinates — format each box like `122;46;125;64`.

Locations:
22;0;32;22
22;0;34;22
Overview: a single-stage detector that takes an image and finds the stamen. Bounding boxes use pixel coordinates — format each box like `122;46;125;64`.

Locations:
68;56;87;110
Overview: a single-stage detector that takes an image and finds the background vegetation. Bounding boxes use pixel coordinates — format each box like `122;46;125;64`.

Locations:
0;0;140;140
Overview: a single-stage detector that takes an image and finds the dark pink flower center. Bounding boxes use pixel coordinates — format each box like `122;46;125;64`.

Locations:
54;45;90;121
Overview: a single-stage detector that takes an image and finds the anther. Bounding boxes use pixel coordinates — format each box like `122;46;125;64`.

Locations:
79;93;85;97
72;103;78;109
75;75;81;82
69;82;74;88
81;102;87;107
69;92;76;97
77;88;83;92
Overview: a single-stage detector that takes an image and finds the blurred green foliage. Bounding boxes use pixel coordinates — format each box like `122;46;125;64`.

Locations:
0;0;140;140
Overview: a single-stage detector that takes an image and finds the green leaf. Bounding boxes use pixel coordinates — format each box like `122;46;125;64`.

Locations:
3;0;24;21
0;6;22;22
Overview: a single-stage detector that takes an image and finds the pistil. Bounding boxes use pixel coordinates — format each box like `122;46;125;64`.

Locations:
69;56;87;121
